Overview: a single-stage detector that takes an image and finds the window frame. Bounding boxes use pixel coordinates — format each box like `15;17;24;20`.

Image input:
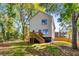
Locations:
42;29;48;35
41;19;48;25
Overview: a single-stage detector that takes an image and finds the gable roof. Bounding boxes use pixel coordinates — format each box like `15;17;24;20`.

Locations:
30;11;55;29
30;11;52;20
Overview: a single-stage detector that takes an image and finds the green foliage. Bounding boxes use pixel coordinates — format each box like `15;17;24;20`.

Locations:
46;45;61;55
0;43;64;56
0;3;46;41
25;44;62;56
13;49;25;56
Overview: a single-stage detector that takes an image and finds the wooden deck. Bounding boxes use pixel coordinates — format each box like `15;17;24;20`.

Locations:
30;32;45;43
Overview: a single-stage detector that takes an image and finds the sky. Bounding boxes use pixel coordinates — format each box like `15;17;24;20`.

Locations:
53;14;60;32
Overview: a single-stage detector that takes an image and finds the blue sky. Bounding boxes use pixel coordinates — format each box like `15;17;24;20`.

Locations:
53;14;60;32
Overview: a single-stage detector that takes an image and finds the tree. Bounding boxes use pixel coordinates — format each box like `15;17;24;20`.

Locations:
5;4;17;40
42;3;79;49
0;4;7;41
18;3;36;42
0;4;21;41
15;3;45;42
59;4;79;49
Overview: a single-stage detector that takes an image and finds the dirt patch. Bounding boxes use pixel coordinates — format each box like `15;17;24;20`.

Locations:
59;46;79;56
0;43;11;47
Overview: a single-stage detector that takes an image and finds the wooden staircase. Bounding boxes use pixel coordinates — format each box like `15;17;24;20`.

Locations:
30;32;45;43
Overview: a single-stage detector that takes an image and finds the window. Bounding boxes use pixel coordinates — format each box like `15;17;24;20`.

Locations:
38;29;41;32
42;29;48;35
42;19;47;25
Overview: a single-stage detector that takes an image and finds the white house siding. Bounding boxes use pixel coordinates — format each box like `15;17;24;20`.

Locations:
30;12;55;39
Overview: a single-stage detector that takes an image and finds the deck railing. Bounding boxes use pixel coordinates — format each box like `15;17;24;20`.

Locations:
30;32;45;43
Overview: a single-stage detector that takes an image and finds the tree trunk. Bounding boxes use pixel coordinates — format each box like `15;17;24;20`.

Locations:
72;12;77;49
1;24;6;41
20;4;30;42
20;4;25;40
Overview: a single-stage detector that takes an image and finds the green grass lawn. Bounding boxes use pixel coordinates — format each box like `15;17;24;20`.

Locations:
0;41;72;56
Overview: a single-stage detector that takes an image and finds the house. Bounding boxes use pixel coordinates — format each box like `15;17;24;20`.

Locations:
65;29;79;40
55;32;67;37
30;11;55;42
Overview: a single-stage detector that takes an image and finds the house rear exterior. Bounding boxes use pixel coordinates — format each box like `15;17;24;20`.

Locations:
30;12;55;42
66;31;79;40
